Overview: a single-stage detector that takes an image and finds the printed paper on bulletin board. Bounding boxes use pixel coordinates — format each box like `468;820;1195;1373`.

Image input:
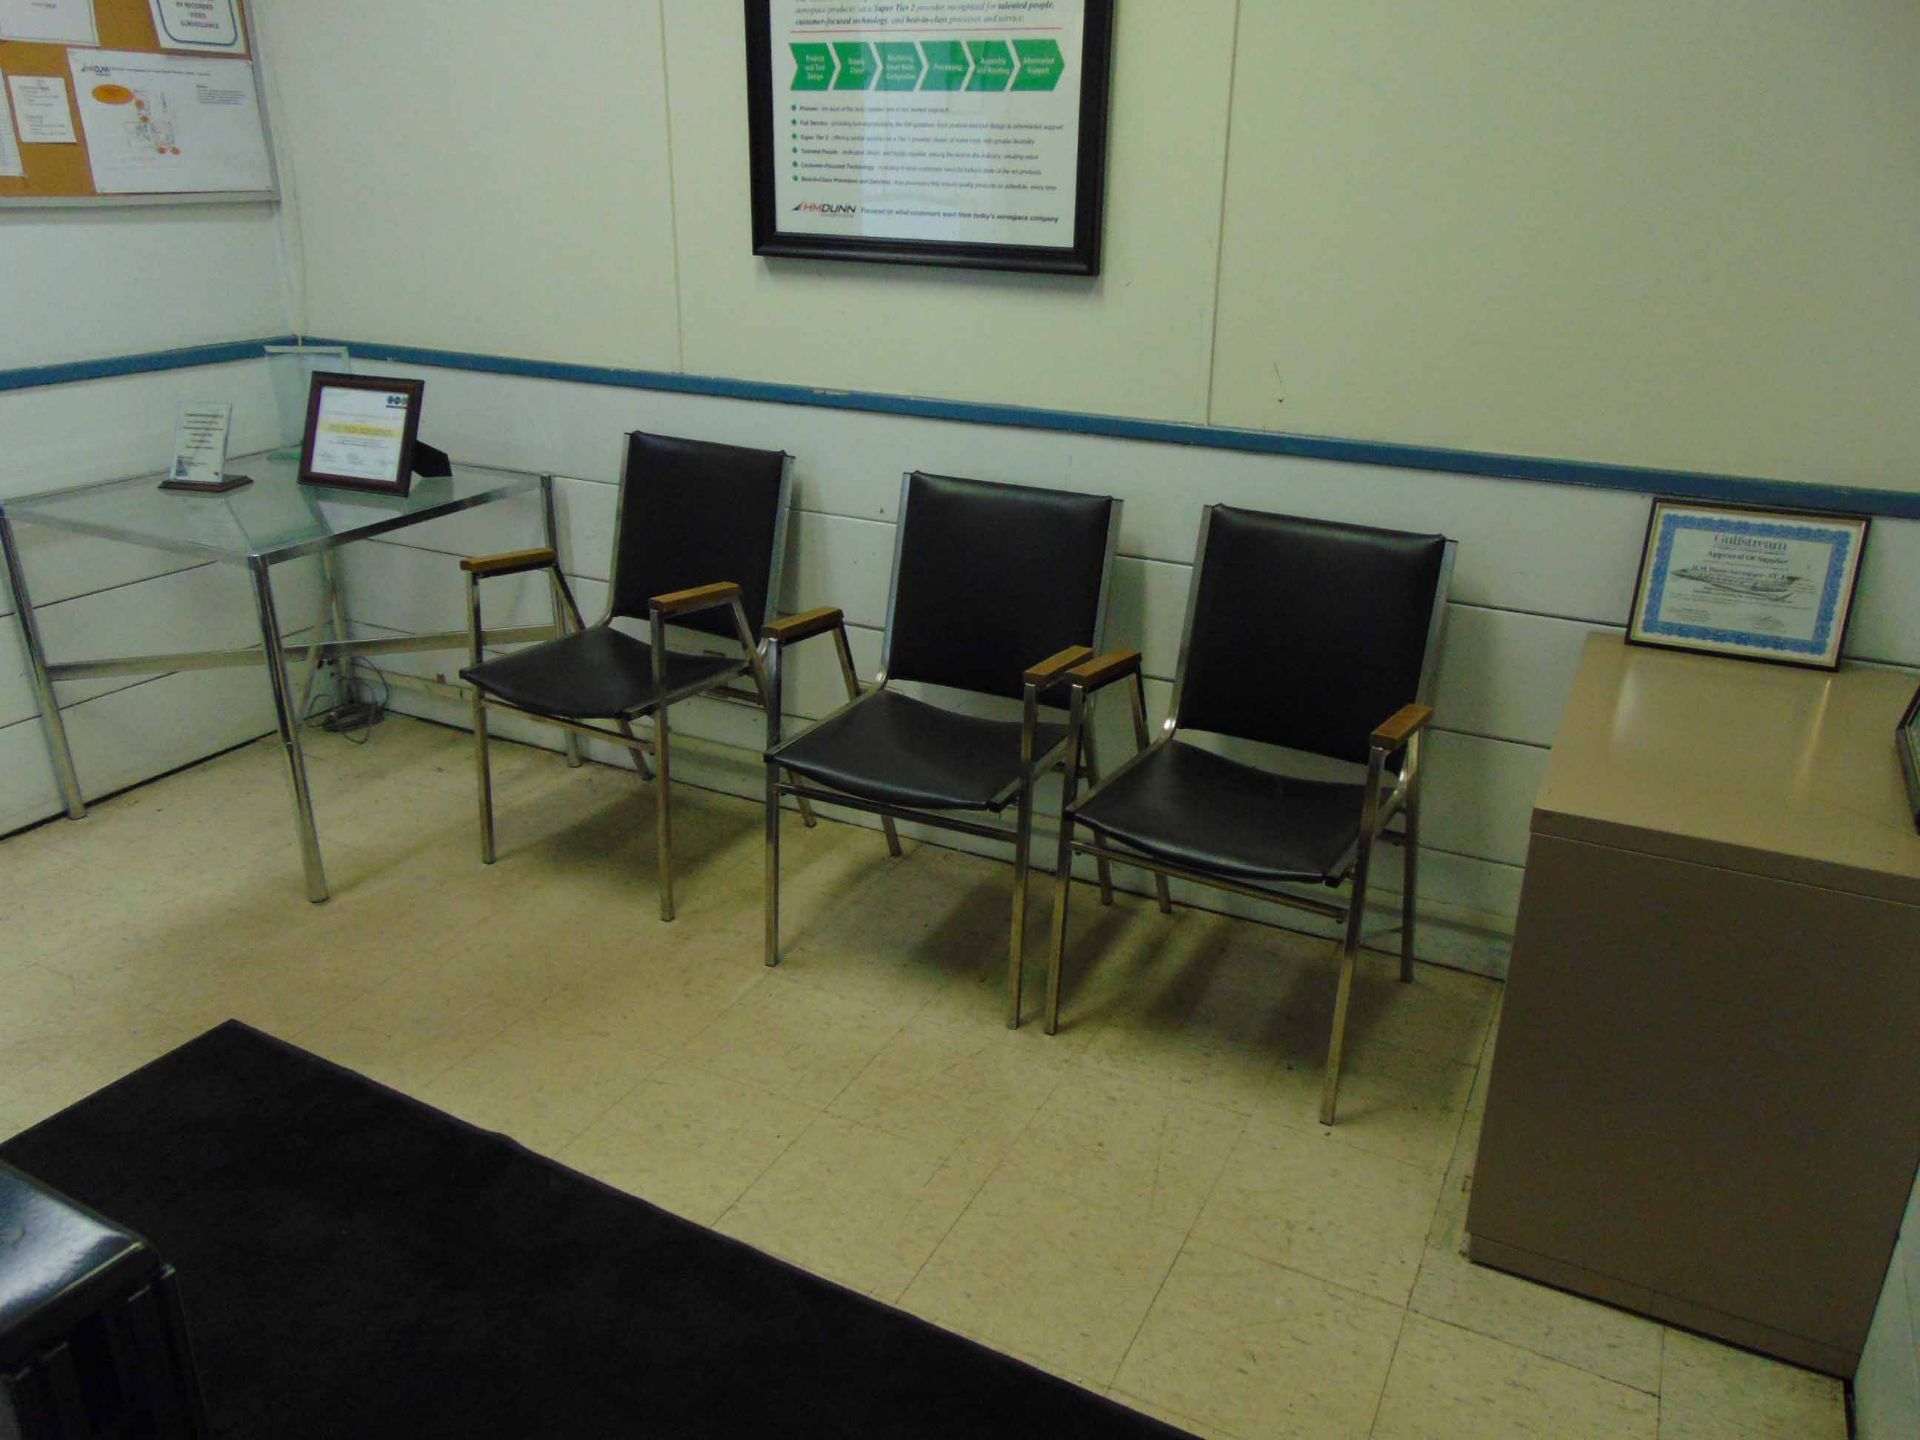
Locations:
0;0;273;203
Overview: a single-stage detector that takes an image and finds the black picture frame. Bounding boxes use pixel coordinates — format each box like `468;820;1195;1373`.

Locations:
1899;682;1920;836
297;373;425;497
744;0;1115;276
1625;497;1870;672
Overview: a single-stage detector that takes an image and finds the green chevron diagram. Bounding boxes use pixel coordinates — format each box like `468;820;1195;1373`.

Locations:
876;42;925;91
918;39;970;91
831;41;879;90
1010;39;1065;91
789;43;833;91
788;38;1068;94
964;40;1015;91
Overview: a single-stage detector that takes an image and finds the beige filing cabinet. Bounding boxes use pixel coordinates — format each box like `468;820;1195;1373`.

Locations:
1466;634;1920;1376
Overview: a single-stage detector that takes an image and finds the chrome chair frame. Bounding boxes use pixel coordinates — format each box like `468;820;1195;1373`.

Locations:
763;473;1123;1028
1042;507;1456;1124
463;452;800;922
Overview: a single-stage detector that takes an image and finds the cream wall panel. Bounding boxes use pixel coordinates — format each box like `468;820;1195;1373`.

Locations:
1849;519;1920;669
1209;1;1920;491
1105;556;1189;680
1419;731;1547;870
780;512;894;633
256;0;681;369
348;363;1656;622
0;211;285;371
1856;1267;1918;1440
554;479;620;581
0;536;198;619
365;493;548;574
1858;1168;1920;1439
337;540;554;640
661;0;1236;422
0;362;281;500
0;664;274;836
1431;609;1614;748
353;478;611;592
0;560;320;728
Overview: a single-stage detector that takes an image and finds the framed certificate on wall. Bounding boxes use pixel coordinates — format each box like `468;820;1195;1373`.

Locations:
1627;499;1870;670
297;373;425;496
744;0;1115;275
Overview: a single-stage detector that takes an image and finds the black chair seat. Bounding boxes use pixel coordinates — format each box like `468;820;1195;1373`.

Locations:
1073;741;1368;884
1;1163;155;1362
463;627;742;721
774;690;1066;812
1;1162;205;1435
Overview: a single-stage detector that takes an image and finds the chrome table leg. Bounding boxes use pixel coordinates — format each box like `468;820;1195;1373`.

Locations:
0;513;85;820
250;557;329;903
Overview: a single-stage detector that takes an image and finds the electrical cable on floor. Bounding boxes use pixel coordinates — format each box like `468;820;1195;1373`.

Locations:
305;656;391;745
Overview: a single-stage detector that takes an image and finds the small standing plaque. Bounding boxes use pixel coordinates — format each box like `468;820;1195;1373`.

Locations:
159;400;250;494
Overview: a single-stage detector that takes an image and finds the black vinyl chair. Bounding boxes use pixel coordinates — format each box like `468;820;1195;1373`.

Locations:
1041;507;1455;1124
762;471;1122;1027
458;431;795;921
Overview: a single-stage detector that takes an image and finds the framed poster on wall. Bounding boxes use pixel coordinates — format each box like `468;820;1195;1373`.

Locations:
744;0;1115;276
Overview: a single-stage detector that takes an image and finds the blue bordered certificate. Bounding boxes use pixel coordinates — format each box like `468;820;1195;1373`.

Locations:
1628;500;1869;670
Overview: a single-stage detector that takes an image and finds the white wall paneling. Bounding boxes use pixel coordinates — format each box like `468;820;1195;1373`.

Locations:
0;659;288;838
1858;1169;1920;1439
0;361;282;501
254;0;682;369
0;558;323;728
1208;1;1920;492
0;210;286;373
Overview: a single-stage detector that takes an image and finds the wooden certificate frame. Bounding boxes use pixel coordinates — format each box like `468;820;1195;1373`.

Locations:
744;0;1115;276
297;373;425;497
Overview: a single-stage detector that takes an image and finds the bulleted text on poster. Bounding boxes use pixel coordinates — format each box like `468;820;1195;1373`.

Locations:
770;0;1084;249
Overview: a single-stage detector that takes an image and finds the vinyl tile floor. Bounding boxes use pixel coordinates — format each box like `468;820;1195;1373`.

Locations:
0;717;1851;1440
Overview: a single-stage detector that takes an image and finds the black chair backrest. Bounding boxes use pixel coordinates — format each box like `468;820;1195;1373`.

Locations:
885;472;1117;701
1174;507;1448;764
607;431;789;641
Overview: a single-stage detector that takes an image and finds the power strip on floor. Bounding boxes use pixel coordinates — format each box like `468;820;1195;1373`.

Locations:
319;700;385;732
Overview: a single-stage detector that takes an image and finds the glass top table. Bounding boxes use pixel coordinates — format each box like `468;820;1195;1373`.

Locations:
0;453;563;902
2;452;542;563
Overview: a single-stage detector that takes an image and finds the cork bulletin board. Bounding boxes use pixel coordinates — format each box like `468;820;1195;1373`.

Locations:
0;0;275;204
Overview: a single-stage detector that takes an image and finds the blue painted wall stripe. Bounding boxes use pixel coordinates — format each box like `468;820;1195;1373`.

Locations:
0;336;298;394
303;337;1920;522
6;332;1920;522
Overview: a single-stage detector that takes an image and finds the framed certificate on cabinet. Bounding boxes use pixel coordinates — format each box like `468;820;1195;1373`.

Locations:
1899;683;1920;836
298;373;425;496
744;0;1115;275
1627;499;1869;671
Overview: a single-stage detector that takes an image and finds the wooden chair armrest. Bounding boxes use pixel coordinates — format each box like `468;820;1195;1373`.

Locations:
460;547;556;577
1372;703;1434;752
1066;650;1142;693
1023;645;1094;692
762;606;845;646
650;581;741;617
